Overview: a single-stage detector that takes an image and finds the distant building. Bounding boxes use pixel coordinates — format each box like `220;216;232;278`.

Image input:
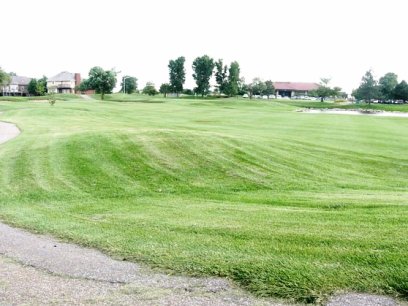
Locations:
47;71;81;94
1;76;32;96
274;82;319;98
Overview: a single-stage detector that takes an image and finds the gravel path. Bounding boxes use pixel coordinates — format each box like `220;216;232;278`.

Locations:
0;118;405;305
0;222;287;306
326;293;403;306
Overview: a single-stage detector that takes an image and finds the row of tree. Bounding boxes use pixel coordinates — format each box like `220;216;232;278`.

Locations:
6;65;407;104
353;70;408;104
161;56;278;99
162;56;242;97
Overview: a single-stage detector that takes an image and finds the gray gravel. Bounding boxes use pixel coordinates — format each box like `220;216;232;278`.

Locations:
0;255;269;306
0;222;289;305
327;293;406;306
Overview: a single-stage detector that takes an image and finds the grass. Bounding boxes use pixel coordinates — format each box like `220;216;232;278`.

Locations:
0;94;80;102
94;93;167;103
0;96;407;303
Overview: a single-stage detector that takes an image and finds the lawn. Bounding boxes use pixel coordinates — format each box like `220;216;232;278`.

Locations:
0;95;407;303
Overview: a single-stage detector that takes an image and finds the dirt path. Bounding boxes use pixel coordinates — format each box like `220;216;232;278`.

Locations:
0;118;404;305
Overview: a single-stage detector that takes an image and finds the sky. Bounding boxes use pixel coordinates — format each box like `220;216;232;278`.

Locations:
1;0;408;94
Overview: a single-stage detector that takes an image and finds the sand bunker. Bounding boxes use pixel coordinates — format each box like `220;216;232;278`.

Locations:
301;109;408;118
0;120;20;145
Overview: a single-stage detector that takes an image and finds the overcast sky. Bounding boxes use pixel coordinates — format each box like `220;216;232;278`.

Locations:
1;0;407;93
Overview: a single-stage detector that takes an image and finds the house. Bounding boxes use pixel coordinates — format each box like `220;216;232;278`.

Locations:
273;82;319;98
1;75;32;96
47;71;81;94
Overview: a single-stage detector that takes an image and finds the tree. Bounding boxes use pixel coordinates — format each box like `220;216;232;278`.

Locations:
36;76;47;96
215;59;228;95
351;88;362;101
310;78;336;102
0;67;10;87
379;72;398;101
226;61;240;97
87;66;117;100
183;88;194;95
393;80;408;102
354;70;380;105
192;55;215;97
27;79;38;95
251;78;266;96
142;82;158;96
168;56;186;96
120;76;137;94
27;77;47;96
333;86;342;97
159;83;171;97
238;78;247;96
263;80;275;97
78;78;92;92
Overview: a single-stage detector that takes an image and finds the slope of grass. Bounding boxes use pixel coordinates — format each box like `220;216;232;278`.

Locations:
95;93;167;103
0;94;80;102
0;97;407;303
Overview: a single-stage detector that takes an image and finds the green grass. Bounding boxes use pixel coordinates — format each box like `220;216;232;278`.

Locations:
0;94;80;102
94;93;167;103
0;96;407;303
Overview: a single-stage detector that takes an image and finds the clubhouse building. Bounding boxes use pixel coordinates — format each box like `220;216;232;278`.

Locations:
274;82;319;98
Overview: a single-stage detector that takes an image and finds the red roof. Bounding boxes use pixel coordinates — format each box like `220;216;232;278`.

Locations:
274;82;319;91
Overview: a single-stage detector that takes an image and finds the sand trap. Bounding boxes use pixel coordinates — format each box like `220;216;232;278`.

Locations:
0;120;20;145
301;108;408;118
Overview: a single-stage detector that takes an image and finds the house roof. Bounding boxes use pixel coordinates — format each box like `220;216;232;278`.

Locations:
10;76;32;86
48;71;75;82
274;82;319;91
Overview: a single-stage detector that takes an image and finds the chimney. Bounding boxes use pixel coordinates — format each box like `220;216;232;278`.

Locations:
74;73;81;93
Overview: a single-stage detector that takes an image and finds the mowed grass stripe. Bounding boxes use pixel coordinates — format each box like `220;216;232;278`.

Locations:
0;97;407;303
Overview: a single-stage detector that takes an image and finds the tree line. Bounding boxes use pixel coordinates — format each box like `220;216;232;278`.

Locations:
157;56;277;99
4;64;407;103
159;56;244;97
353;70;408;104
78;56;250;99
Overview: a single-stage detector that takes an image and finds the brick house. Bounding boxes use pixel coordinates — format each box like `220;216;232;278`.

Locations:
47;71;81;94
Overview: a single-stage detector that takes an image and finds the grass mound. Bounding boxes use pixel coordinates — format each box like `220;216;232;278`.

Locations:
0;97;407;303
